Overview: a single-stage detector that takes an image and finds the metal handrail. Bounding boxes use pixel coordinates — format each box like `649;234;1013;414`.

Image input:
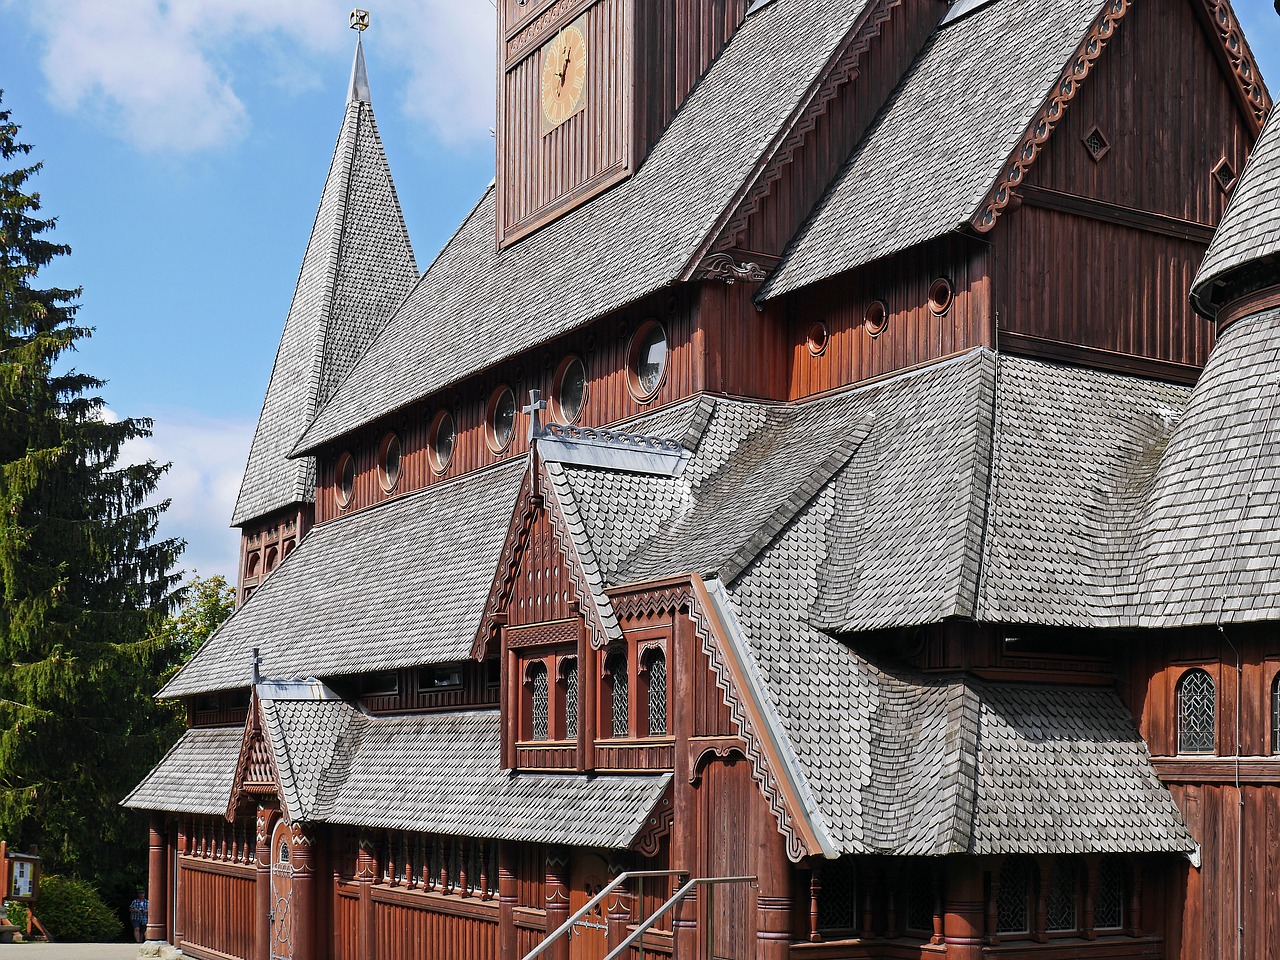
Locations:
521;870;687;960
603;875;757;960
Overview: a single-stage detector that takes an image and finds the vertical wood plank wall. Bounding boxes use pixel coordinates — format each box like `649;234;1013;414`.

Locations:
177;860;255;960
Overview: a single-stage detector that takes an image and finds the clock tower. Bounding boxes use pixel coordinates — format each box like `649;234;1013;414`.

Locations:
496;0;749;246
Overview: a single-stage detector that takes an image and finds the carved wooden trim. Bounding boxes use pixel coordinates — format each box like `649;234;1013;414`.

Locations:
504;0;594;63
689;738;747;784
611;585;691;621
506;619;579;650
973;0;1133;233
696;252;776;284
226;698;280;821
632;787;674;858
686;0;905;276
473;469;539;660
689;590;810;862
542;474;618;650
1194;0;1271;136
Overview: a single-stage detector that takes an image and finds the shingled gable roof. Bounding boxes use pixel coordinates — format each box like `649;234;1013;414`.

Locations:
763;0;1120;300
231;40;418;527
293;0;880;456
1192;105;1280;314
123;725;243;816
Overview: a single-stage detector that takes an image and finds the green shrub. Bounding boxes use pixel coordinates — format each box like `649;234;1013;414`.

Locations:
4;900;26;929
23;875;122;942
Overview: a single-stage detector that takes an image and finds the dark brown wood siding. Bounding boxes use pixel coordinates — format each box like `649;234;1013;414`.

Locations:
177;858;256;960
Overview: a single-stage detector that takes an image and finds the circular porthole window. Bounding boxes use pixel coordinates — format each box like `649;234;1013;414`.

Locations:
806;321;829;356
377;432;401;492
335;451;355;508
553;355;588;424
428;410;456;474
928;277;954;316
627;320;668;402
864;300;889;338
487;385;517;453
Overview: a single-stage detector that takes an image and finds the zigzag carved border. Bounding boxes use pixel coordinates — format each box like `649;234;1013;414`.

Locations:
972;0;1133;233
472;469;539;660
1198;0;1271;134
610;585;692;622
689;594;808;862
689;0;902;277
543;472;614;651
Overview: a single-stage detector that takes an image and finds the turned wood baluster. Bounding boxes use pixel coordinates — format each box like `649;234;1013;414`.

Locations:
808;862;823;943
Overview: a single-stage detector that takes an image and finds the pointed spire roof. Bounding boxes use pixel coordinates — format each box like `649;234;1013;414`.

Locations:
232;39;418;528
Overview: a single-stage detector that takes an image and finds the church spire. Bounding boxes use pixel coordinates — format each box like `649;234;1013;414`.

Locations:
231;20;417;529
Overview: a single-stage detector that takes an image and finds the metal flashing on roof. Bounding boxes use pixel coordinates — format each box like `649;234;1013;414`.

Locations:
537;423;693;477
940;0;1000;26
257;678;343;701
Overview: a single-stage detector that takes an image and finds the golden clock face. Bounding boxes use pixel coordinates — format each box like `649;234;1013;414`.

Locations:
541;24;587;132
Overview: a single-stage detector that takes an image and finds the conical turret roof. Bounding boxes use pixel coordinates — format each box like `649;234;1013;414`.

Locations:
232;40;418;527
1191;106;1280;317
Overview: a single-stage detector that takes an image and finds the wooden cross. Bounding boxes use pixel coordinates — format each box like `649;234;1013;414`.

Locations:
524;390;547;441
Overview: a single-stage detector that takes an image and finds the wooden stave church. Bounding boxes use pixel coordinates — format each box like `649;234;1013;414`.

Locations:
122;0;1280;958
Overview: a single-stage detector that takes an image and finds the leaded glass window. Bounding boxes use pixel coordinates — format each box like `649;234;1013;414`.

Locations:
529;662;549;741
646;650;667;736
817;857;857;932
563;658;579;740
608;652;629;738
1094;856;1125;930
905;860;934;933
1046;857;1076;932
1177;668;1215;754
996;857;1031;935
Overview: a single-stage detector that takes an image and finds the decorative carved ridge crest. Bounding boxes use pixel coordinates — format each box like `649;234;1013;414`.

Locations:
972;0;1132;233
633;789;675;858
473;470;541;659
687;0;903;276
1197;0;1271;133
610;585;692;622
689;593;809;862
697;252;775;284
228;698;282;822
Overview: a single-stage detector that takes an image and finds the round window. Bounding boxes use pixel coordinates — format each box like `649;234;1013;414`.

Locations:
335;451;355;507
487;385;517;452
864;300;889;338
806;321;829;356
429;410;456;474
377;432;401;492
628;320;668;401
554;355;588;424
928;277;954;316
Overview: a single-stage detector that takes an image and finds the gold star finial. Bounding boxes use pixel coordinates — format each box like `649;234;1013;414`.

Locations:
350;9;370;31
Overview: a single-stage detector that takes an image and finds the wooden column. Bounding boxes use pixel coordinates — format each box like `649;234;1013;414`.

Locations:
755;799;792;960
356;830;377;960
943;859;986;960
255;807;273;960
808;863;823;942
173;821;187;949
545;853;571;960
671;606;697;960
145;813;168;941
288;823;317;960
605;859;631;953
499;842;519;960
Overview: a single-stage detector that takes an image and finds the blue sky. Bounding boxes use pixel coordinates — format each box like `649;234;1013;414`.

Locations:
4;1;1279;586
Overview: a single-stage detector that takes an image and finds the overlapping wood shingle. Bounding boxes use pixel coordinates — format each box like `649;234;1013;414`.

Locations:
122;726;243;816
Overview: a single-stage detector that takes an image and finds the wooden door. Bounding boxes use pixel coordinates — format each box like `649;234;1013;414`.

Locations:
569;852;610;960
269;821;294;960
700;756;755;960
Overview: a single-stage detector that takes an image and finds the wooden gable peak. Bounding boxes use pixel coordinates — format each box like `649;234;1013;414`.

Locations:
225;693;281;821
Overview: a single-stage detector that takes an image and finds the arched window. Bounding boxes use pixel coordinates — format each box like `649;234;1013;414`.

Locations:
644;648;667;736
1272;673;1280;755
1177;668;1215;755
996;856;1031;935
561;657;579;741
607;651;629;738
527;662;549;741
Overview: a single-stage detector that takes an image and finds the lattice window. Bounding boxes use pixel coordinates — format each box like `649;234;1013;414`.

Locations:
563;658;579;741
1046;857;1076;932
1213;157;1237;193
1177;668;1215;754
646;649;667;736
608;651;629;738
905;860;935;933
1272;674;1280;755
529;662;549;741
817;857;858;932
1082;125;1111;162
1094;857;1125;930
996;857;1032;935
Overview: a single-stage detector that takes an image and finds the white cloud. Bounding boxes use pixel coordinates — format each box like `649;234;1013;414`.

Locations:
119;409;255;585
15;0;496;152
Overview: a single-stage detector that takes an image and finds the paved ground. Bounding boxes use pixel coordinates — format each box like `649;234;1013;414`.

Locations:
0;945;140;959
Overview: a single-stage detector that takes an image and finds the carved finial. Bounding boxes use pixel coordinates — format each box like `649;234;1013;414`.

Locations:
349;8;370;31
523;390;548;442
251;647;262;686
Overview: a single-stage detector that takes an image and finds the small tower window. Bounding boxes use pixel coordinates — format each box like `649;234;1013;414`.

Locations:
377;432;401;492
1177;668;1215;755
561;657;579;740
428;410;456;474
553;355;588;425
528;662;549;741
627;320;668;401
607;651;629;738
487;385;517;453
864;300;888;338
644;648;667;737
335;451;356;507
928;278;954;316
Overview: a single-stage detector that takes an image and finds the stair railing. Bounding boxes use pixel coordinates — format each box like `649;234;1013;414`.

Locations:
603;875;757;960
521;870;687;960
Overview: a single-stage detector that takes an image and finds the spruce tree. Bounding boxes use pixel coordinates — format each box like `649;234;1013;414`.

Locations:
0;94;183;906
